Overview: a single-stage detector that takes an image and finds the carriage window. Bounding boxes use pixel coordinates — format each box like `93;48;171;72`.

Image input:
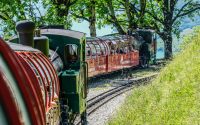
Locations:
65;44;78;63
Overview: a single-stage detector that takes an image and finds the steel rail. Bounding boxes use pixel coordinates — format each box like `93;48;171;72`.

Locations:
87;74;158;114
75;73;158;125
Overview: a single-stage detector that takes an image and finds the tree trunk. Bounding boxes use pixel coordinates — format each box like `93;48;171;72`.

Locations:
160;32;173;59
112;17;126;34
106;0;126;34
140;0;146;17
124;0;132;29
164;34;173;59
89;0;96;37
53;0;78;18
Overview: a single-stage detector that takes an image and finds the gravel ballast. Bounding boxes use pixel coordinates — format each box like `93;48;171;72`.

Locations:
85;65;162;125
88;92;130;125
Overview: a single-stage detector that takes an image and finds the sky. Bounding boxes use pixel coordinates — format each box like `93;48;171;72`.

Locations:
71;21;115;37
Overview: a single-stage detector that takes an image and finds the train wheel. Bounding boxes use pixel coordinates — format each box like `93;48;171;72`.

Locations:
59;99;70;125
81;110;88;125
140;56;149;68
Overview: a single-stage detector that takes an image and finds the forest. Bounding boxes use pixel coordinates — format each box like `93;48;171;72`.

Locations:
0;0;200;59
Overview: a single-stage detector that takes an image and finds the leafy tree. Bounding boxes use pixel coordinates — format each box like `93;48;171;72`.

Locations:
42;0;78;28
50;0;78;17
0;0;75;38
70;0;97;37
97;0;147;34
0;0;42;39
146;0;200;59
102;0;126;34
124;0;147;30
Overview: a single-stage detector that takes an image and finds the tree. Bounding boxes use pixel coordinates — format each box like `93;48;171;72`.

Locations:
124;0;147;30
101;0;126;34
0;0;43;39
42;0;79;29
0;0;76;38
97;0;147;34
50;0;78;17
70;0;97;37
146;0;200;59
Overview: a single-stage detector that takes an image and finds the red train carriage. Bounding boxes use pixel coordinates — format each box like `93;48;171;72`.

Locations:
0;38;60;124
86;35;139;77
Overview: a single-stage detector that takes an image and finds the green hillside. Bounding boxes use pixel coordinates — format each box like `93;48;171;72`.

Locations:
108;27;200;125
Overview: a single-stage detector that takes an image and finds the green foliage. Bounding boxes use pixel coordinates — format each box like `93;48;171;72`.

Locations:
68;0;147;33
42;0;76;29
0;0;74;39
146;0;200;37
144;0;200;59
99;0;147;32
107;27;200;125
69;0;108;28
181;26;200;49
42;0;72;29
0;0;42;39
1;0;200;40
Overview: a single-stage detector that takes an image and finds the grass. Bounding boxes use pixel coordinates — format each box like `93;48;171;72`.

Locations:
107;27;200;125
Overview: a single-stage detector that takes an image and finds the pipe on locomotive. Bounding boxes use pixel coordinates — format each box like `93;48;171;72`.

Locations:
16;20;49;56
34;29;49;56
16;20;35;47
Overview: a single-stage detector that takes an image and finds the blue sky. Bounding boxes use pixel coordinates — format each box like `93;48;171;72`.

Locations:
71;21;115;37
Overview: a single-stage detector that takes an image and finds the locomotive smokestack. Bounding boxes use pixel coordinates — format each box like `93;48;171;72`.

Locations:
34;29;50;56
16;20;35;47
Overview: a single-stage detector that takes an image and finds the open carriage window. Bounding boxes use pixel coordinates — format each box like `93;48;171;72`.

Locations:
65;44;78;64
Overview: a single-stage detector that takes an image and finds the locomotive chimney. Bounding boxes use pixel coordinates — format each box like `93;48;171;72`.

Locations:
16;20;35;47
34;29;49;56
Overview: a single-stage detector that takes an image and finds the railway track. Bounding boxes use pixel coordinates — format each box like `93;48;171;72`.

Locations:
76;73;158;125
87;73;158;114
88;63;163;86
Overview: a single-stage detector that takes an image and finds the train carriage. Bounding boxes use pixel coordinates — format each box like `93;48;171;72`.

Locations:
86;35;140;77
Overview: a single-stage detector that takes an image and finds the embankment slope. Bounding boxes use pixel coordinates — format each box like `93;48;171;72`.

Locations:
108;27;200;125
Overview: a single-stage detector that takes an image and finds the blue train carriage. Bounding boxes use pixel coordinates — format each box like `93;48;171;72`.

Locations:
41;29;88;124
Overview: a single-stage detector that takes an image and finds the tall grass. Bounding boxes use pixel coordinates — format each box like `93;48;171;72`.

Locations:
108;27;200;125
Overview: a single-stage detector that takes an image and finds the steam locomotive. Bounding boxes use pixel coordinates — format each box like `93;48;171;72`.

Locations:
0;21;88;125
0;20;157;125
